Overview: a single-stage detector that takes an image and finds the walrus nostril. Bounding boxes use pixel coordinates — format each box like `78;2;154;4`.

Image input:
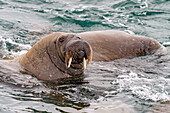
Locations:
78;50;85;59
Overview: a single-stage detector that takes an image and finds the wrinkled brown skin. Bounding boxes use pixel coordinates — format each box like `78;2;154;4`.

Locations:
78;30;161;61
19;30;161;81
20;32;65;81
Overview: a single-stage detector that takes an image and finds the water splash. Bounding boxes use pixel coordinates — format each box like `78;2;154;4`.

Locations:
111;71;170;102
0;36;31;58
163;42;170;47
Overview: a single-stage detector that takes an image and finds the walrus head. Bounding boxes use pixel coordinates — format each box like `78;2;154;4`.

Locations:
20;33;92;82
52;33;92;77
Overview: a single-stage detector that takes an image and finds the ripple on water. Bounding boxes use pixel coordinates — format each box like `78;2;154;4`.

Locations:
85;55;170;103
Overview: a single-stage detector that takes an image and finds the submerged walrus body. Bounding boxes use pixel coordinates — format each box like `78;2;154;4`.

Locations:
19;30;162;81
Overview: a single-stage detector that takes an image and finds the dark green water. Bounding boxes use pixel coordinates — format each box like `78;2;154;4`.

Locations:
0;0;170;113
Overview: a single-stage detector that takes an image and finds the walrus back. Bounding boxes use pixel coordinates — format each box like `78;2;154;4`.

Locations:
78;30;162;61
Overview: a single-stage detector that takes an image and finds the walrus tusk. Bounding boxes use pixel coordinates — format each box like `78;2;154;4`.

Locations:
65;52;72;68
65;52;69;68
87;53;92;65
67;57;72;68
87;46;92;65
83;57;86;69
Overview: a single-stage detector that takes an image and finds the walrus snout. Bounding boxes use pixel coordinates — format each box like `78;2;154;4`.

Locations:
64;39;92;70
78;50;85;59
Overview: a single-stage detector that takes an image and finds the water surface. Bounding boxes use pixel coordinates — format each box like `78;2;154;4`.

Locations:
0;0;170;113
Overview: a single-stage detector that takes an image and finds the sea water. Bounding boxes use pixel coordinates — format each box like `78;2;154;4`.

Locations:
0;0;170;113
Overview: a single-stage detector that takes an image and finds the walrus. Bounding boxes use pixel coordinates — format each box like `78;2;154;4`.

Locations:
18;30;162;81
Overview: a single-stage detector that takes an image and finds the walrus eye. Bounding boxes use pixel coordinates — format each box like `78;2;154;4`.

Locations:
59;37;65;43
77;36;81;39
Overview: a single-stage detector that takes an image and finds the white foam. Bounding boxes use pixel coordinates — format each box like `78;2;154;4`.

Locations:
103;16;112;23
163;42;170;47
0;36;31;58
154;45;168;56
5;38;31;50
111;71;170;102
124;30;135;35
